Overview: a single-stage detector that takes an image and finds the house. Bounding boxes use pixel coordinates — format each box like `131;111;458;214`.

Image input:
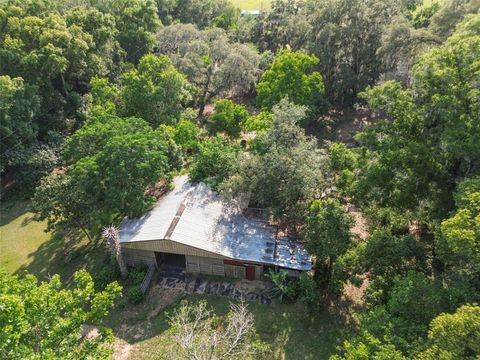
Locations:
240;10;261;16
119;175;311;280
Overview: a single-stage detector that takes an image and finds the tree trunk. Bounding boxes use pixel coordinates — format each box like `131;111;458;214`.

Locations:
197;67;213;118
116;249;128;278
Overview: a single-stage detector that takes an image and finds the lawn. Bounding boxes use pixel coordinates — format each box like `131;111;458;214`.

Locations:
0;197;109;283
105;290;352;360
231;0;271;10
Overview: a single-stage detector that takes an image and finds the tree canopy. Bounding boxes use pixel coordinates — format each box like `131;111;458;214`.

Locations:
0;269;121;359
256;50;327;118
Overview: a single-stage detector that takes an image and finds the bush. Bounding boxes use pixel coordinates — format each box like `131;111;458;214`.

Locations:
296;272;320;311
6;142;60;192
95;258;121;290
266;270;298;303
189;136;239;191
208;99;248;138
128;266;147;286
128;285;144;304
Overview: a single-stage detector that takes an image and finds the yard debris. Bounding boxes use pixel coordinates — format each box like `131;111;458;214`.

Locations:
157;267;272;305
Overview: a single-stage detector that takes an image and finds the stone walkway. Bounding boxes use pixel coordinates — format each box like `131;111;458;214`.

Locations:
157;267;272;305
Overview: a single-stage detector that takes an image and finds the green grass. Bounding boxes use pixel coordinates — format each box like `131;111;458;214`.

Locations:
0;198;109;283
106;293;352;360
231;0;271;10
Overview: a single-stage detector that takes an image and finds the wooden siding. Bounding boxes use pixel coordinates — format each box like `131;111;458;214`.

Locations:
122;248;156;267
121;239;225;259
186;255;225;276
224;264;246;279
254;265;263;280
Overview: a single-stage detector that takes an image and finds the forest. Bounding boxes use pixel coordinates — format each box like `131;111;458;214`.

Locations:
0;0;479;359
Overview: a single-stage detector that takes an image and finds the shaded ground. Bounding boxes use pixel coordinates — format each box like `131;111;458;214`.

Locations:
156;265;272;304
307;106;382;145
0;198;109;283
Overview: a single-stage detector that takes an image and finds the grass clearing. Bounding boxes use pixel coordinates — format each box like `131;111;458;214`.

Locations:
0;197;108;283
105;290;352;360
231;0;271;10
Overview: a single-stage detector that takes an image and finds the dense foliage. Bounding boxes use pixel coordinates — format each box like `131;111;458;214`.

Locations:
0;269;121;359
256;50;327;118
1;0;479;358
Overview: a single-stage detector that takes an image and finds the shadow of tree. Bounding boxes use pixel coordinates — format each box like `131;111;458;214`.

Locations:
0;199;29;226
14;228;110;285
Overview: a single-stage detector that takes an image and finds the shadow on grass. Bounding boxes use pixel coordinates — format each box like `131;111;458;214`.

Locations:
0;199;30;226
14;228;110;285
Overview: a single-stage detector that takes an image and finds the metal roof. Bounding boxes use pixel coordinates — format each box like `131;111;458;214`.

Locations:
119;176;311;271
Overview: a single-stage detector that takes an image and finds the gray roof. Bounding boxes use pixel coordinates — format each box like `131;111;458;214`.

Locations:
119;176;311;271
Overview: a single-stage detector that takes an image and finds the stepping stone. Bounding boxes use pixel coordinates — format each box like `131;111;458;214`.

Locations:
245;292;258;301
195;281;208;294
186;278;198;293
206;282;220;294
220;283;232;296
231;289;242;299
260;295;272;305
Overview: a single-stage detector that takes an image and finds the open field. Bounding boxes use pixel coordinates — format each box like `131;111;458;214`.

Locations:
231;0;271;10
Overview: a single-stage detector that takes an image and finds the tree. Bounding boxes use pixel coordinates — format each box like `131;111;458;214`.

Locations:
208;99;248;138
173;119;202;155
436;176;480;298
0;269;121;359
167;300;265;359
33;114;177;238
330;331;406;360
88;76;119;116
251;0;311;52
121;54;191;126
0;3;119;134
0;75;39;169
168;0;239;30
189;136;239;191
156;24;259;116
256;50;327;119
355;15;480;224
308;0;400;103
417;304;480;360
304;199;353;289
108;0;161;64
220;100;330;229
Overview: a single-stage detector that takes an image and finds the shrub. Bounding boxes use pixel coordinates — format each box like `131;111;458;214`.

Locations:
95;258;121;291
128;266;147;286
266;270;297;303
6;142;60;192
128;285;144;304
208;99;248;138
296;272;320;311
